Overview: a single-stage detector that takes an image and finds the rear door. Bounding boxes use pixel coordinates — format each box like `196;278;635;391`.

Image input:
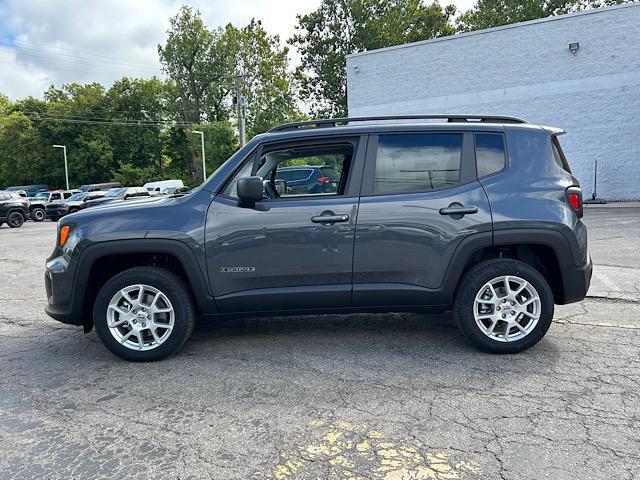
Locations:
205;135;367;313
353;131;493;307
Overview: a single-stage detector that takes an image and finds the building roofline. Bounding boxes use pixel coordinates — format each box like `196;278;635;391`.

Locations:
346;2;640;59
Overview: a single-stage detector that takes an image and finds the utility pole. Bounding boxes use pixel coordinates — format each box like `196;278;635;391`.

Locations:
234;76;247;146
191;130;206;181
52;145;69;190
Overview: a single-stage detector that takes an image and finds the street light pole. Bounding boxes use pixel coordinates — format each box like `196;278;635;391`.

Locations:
191;130;206;181
234;76;247;146
53;145;69;190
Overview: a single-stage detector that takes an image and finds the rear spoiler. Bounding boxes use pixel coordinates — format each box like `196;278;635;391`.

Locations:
541;126;566;136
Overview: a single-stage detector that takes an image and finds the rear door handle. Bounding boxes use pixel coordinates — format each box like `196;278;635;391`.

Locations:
439;205;478;216
311;214;350;223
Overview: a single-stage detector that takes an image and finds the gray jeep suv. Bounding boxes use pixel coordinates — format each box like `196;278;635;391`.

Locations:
45;115;592;361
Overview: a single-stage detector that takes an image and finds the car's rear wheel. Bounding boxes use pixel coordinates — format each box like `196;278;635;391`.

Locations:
7;211;25;228
93;267;196;361
454;259;554;354
31;208;45;222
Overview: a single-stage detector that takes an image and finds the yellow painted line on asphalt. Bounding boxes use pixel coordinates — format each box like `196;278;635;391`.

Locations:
556;319;640;330
265;420;480;479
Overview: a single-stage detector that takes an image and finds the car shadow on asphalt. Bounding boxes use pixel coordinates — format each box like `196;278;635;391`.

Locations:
184;311;562;366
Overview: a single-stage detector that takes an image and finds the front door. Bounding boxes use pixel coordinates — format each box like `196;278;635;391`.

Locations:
353;131;493;306
205;135;366;313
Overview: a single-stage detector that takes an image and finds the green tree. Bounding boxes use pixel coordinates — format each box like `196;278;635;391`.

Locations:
0;112;42;186
188;121;239;179
106;77;168;180
158;6;236;181
457;0;632;32
223;20;303;137
290;0;456;117
158;6;233;125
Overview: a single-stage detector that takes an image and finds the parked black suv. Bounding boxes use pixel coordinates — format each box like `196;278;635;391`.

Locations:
46;191;108;221
45;115;592;361
0;191;29;228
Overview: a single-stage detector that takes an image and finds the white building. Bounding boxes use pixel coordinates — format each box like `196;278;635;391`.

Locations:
346;3;640;200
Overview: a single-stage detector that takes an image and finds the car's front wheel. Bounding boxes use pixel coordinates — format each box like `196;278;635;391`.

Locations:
93;267;196;361
7;211;25;228
31;208;46;222
454;259;554;354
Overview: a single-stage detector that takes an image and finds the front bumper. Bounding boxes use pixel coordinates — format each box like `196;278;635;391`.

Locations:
46;205;69;217
44;255;83;326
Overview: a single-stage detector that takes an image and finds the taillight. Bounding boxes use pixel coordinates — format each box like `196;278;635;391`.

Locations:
566;187;583;218
318;176;330;183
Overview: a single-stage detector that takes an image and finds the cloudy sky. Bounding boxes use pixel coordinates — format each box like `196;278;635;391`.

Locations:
0;0;476;100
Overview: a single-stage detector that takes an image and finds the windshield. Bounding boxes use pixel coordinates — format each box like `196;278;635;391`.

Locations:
34;192;49;200
67;193;87;201
105;188;126;197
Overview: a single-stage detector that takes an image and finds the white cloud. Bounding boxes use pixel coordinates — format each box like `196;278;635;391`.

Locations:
0;0;477;100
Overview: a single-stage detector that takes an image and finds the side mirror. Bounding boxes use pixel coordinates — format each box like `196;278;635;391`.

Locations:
237;176;264;208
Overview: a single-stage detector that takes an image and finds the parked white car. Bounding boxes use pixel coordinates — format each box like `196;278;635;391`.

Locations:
143;180;184;195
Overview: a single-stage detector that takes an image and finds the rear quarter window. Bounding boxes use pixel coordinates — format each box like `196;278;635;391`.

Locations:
551;136;572;173
475;133;506;178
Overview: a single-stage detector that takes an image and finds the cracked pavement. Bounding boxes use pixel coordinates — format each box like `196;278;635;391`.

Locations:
1;206;639;479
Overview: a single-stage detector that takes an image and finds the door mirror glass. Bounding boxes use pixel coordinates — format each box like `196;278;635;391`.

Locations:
237;176;264;208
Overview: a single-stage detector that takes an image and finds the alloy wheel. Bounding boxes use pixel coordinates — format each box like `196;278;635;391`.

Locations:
473;275;541;342
106;284;175;351
8;212;24;227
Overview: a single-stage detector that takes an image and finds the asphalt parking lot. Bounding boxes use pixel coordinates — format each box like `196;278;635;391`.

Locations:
1;206;639;480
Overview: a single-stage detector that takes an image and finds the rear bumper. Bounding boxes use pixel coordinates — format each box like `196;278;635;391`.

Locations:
558;255;592;304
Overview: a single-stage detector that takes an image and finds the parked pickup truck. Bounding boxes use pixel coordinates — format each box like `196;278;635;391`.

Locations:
28;190;77;221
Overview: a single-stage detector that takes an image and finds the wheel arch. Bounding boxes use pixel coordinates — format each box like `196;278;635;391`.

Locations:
76;239;217;332
444;229;583;305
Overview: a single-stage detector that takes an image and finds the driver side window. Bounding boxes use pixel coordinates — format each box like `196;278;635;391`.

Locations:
224;142;354;200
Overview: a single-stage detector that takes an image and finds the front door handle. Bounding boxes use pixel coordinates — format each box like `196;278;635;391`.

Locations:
311;214;350;224
439;203;478;217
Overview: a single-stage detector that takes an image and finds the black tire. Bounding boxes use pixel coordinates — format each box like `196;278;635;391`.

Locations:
49;216;60;222
7;211;25;228
31;208;46;222
453;259;554;354
93;267;196;361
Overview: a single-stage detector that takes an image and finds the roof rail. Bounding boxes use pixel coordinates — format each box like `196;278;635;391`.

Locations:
269;114;528;132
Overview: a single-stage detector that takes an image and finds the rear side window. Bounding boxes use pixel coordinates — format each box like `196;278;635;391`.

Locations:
475;133;506;178
374;133;463;194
